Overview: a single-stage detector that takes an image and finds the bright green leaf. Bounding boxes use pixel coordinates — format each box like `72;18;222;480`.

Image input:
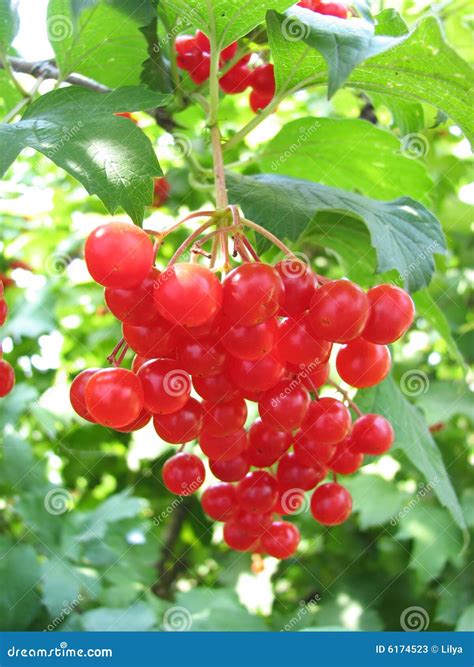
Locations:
0;0;19;53
81;601;156;631
344;474;409;530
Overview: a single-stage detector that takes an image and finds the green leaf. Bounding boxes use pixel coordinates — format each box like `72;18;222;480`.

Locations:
81;601;156;631
267;11;474;141
0;0;19;53
456;605;474;631
372;94;425;136
344;474;409;530
42;557;82;619
0;540;41;630
227;172;445;292
356;375;467;532
413;290;466;367
0;87;167;224
258;117;433;201
162;0;295;48
47;0;153;86
0;431;45;490
415;381;473;426
0;68;21;117
277;7;404;98
77;490;147;542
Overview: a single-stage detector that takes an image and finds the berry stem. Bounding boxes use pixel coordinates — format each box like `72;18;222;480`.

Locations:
168;216;221;265
145;210;217;239
107;338;127;366
242;218;297;258
328;380;363;417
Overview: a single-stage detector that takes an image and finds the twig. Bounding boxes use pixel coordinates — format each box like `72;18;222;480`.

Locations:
328;380;363;417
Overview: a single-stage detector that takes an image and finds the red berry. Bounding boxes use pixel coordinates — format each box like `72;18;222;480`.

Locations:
275;259;318;318
195;30;210;52
199;428;248;462
222;263;284;326
292;361;330;391
351;414;394;455
220;316;278;361
247;418;292;467
84;222;154;289
123;317;178;359
0;359;15;397
69;368;100;422
329;438;363;474
294;429;336;466
219;62;252;94
258;381;310;432
153;177;170;207
202;398;247;437
162;452;205;495
336;339;391;388
189;58;211;84
153;397;203;443
0;298;8;326
201;483;237;521
316;2;348;19
236;509;273;537
131;354;148;373
178;336;226;377
193;373;241;403
210;453;249;482
175;34;200;56
105;268;160;325
155;263;223;327
220;40;238;62
114;112;137;123
115;408;151;433
278;316;332;366
301;398;351;445
261;521;300;559
85;368;144;428
138;359;191;414
223;521;258;551
310;482;352;525
277;452;326;491
308;280;369;343
363;284;415;345
227;352;286;392
273;488;305;515
236;470;278;513
250;64;275;96
249;89;273;113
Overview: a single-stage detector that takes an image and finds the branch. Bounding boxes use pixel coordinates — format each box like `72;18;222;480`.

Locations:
1;57;177;131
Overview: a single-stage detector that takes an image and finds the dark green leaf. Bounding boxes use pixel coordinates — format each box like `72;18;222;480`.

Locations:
0;540;41;630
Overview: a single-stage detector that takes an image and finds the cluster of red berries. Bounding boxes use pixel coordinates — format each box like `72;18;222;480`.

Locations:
297;0;348;19
71;221;414;560
0;280;15;398
175;30;276;114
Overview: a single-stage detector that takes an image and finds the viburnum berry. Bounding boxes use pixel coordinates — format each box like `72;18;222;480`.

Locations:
351;413;394;455
0;359;15;397
115;408;151;433
277;451;326;491
84;222;154;289
311;482;352;526
222;263;284;326
336;338;391;388
227;351;286;392
290;361;330;391
154;263;223;327
137;358;191;414
123;318;178;359
275;259;318;318
202;398;247;437
177;336;226;378
294;430;336;466
328;438;364;475
219;59;252;94
105;268;160;325
250;64;275;96
0;298;8;326
301;397;352;445
249;90;273;113
223;521;258;552
247;418;292;468
85;368;144;428
316;2;348;19
261;521;300;559
308;280;369;343
131;354;148;373
192;373;241;403
209;452;250;482
153;397;204;443
236;470;278;513
258;381;310;432
235;508;274;536
199;428;248;462
152;177;170;207
70;368;100;422
278;316;332;366
201;483;237;521
219;316;278;361
162;452;205;495
363;284;415;345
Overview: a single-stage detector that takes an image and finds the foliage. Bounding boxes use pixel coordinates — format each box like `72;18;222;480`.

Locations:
0;0;472;633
